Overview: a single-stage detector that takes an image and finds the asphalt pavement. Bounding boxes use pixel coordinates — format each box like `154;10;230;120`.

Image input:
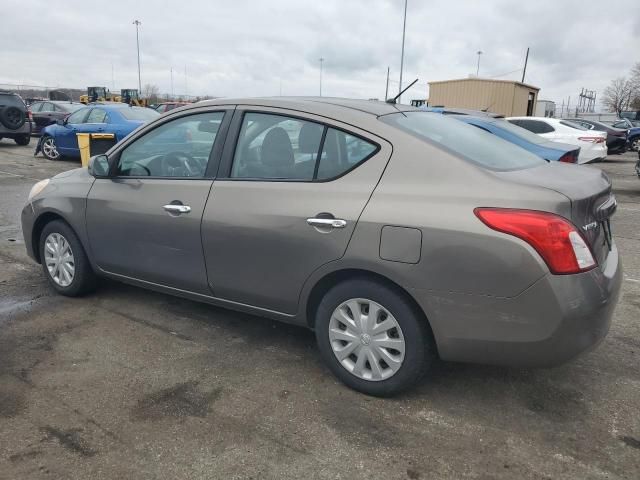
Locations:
1;140;639;479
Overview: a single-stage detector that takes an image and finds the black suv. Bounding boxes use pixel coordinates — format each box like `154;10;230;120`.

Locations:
0;91;32;145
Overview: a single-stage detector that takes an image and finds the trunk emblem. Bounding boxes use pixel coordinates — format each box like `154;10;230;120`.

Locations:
582;222;598;232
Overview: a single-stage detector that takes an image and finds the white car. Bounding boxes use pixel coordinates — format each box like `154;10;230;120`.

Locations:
506;117;607;164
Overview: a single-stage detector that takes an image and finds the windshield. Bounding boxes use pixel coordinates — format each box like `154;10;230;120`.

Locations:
119;107;160;121
484;119;548;145
381;112;546;171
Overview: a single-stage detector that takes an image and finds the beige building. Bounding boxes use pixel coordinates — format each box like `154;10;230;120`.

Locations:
428;78;540;117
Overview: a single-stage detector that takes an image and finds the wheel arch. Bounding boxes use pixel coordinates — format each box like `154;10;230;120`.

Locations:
303;267;438;356
31;211;72;263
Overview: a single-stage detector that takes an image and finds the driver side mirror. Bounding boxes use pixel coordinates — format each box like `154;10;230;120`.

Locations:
88;154;111;177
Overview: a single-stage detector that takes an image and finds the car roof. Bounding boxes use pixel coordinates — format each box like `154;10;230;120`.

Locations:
192;97;419;117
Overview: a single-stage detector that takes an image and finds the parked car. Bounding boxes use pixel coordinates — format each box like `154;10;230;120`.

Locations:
423;108;580;163
154;102;189;114
565;118;627;154
35;104;159;160
22;99;621;396
602;119;640;151
0;90;32;145
30;100;85;135
507;117;607;163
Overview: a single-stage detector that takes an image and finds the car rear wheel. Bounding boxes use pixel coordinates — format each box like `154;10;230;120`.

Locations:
41;135;60;160
631;137;640;152
315;278;432;396
14;135;30;146
39;220;97;296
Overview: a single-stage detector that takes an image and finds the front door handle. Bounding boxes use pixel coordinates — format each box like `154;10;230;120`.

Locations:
163;204;191;214
306;217;347;228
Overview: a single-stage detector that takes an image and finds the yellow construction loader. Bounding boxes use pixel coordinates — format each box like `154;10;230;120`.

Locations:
79;87;121;104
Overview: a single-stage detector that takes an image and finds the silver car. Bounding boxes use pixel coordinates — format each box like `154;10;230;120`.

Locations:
21;98;622;396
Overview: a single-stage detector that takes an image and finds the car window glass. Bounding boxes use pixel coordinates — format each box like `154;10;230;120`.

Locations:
86;108;107;123
40;102;54;112
489;119;547;144
66;108;88;124
116;111;224;178
31;102;43;112
316;128;376;180
560;120;588;131
231;112;323;180
382;112;545;171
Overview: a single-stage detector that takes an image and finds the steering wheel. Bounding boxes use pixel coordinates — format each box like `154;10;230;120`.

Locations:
161;151;200;177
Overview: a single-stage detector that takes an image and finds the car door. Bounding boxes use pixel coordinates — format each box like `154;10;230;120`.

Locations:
55;107;90;154
201;108;392;314
86;109;231;294
30;102;46;129
80;107;109;136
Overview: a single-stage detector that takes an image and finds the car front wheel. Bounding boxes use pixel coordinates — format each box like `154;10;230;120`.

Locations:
39;220;97;296
315;278;432;396
630;137;640;152
41;135;60;160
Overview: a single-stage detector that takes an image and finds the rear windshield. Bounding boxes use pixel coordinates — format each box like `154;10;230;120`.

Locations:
560;120;588;130
119;107;160;121
381;112;546;171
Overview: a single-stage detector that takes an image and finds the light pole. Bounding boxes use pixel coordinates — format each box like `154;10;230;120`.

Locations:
476;50;483;77
319;57;324;96
398;0;408;103
133;20;142;93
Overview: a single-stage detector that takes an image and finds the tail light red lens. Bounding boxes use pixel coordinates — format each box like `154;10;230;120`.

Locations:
578;136;605;143
558;152;577;163
474;208;596;275
27;107;33;121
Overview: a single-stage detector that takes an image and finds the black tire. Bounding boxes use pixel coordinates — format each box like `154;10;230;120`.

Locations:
630;137;640;152
315;278;433;397
39;220;97;296
0;106;26;129
14;135;30;146
41;135;61;160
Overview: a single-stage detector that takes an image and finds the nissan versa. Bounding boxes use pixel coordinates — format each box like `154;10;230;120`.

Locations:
21;98;622;396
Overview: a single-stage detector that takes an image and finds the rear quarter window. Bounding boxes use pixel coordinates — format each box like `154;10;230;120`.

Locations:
381;112;546;171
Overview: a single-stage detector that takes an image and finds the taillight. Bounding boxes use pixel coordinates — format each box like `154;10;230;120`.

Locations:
578;136;605;143
558;152;577;163
474;208;596;275
27;107;33;121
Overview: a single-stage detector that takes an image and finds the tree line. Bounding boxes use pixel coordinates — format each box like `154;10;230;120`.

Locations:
602;62;640;114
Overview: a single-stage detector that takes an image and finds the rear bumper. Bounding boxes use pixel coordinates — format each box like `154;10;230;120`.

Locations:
413;243;622;368
578;143;608;163
1;120;32;137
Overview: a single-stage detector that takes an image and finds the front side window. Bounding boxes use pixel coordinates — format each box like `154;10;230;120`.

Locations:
231;112;377;181
86;108;107;123
40;102;54;112
381;112;545;171
31;102;43;112
116;111;224;178
66;108;89;124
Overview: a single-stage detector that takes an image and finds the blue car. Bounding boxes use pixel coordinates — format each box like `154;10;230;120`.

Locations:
421;107;580;163
35;103;159;160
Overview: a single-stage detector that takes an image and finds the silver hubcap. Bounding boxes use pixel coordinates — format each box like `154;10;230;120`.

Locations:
328;298;405;381
632;139;639;151
44;233;75;287
43;138;59;159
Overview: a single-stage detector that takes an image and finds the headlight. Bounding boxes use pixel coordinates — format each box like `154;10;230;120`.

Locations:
28;179;50;201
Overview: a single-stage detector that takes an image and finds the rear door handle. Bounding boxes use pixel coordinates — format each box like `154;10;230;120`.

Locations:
306;217;347;228
163;204;191;214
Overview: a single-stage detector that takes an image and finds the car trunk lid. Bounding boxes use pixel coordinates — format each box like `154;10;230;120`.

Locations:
494;163;615;267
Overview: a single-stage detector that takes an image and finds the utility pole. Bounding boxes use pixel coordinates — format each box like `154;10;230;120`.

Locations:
319;57;324;96
133;20;142;93
398;0;408;102
170;67;174;99
476;50;483;77
521;47;529;83
385;66;390;100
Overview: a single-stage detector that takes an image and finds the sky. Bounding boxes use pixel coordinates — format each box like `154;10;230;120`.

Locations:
1;0;639;108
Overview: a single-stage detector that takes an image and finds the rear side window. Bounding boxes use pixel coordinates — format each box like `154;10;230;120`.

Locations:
381;112;545;171
31;102;43;112
512;119;554;134
231;112;378;181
